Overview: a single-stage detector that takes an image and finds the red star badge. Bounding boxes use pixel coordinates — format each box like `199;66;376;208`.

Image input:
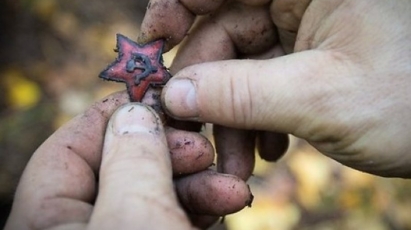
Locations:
99;34;171;102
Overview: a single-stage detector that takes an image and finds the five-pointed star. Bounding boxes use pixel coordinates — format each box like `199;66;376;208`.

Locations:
99;34;171;102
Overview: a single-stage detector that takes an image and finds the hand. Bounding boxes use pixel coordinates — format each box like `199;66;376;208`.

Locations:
4;92;252;230
138;0;411;177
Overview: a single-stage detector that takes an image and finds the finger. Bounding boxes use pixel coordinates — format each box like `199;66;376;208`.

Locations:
187;214;220;230
140;88;168;122
175;170;253;216
162;50;353;139
89;103;191;229
144;81;213;176
4;92;129;230
138;0;276;50
137;0;225;51
270;0;312;53
166;127;215;175
214;125;256;180
137;0;228;51
171;1;276;72
257;131;289;162
137;0;195;51
142;88;204;133
179;0;226;15
169;13;235;73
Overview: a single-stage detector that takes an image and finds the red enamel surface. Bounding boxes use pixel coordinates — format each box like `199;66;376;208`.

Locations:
99;34;171;101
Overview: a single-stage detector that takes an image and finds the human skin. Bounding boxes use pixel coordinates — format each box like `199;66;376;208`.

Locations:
138;0;411;177
4;91;252;230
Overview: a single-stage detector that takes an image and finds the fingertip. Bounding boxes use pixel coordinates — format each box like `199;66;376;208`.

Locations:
187;214;220;229
257;131;289;162
214;126;256;180
175;170;253;216
102;103;170;175
162;78;200;120
138;0;195;51
108;103;164;137
165;128;215;175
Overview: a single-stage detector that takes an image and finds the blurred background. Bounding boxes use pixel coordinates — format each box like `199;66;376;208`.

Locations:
1;0;411;229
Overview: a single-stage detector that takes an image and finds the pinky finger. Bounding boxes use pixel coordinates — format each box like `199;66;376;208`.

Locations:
214;125;256;180
174;170;253;216
257;131;289;162
187;214;220;230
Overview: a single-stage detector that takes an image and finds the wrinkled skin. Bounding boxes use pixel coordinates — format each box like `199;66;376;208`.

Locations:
139;0;411;181
4;91;253;230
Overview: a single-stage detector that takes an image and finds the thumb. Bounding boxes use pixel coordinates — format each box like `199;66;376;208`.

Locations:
88;103;191;230
162;50;355;137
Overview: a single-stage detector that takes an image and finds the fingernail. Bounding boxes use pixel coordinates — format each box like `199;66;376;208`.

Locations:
163;79;199;119
110;103;162;135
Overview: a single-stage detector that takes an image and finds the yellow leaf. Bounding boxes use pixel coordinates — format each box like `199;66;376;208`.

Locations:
2;69;41;109
288;148;332;208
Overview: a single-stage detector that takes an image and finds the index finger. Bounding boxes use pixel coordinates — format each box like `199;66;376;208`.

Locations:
137;0;226;51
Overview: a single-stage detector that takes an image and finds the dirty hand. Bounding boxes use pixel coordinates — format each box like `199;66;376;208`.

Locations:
139;0;411;177
5;92;252;230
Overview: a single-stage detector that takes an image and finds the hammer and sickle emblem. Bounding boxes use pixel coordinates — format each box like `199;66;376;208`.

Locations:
126;53;158;84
